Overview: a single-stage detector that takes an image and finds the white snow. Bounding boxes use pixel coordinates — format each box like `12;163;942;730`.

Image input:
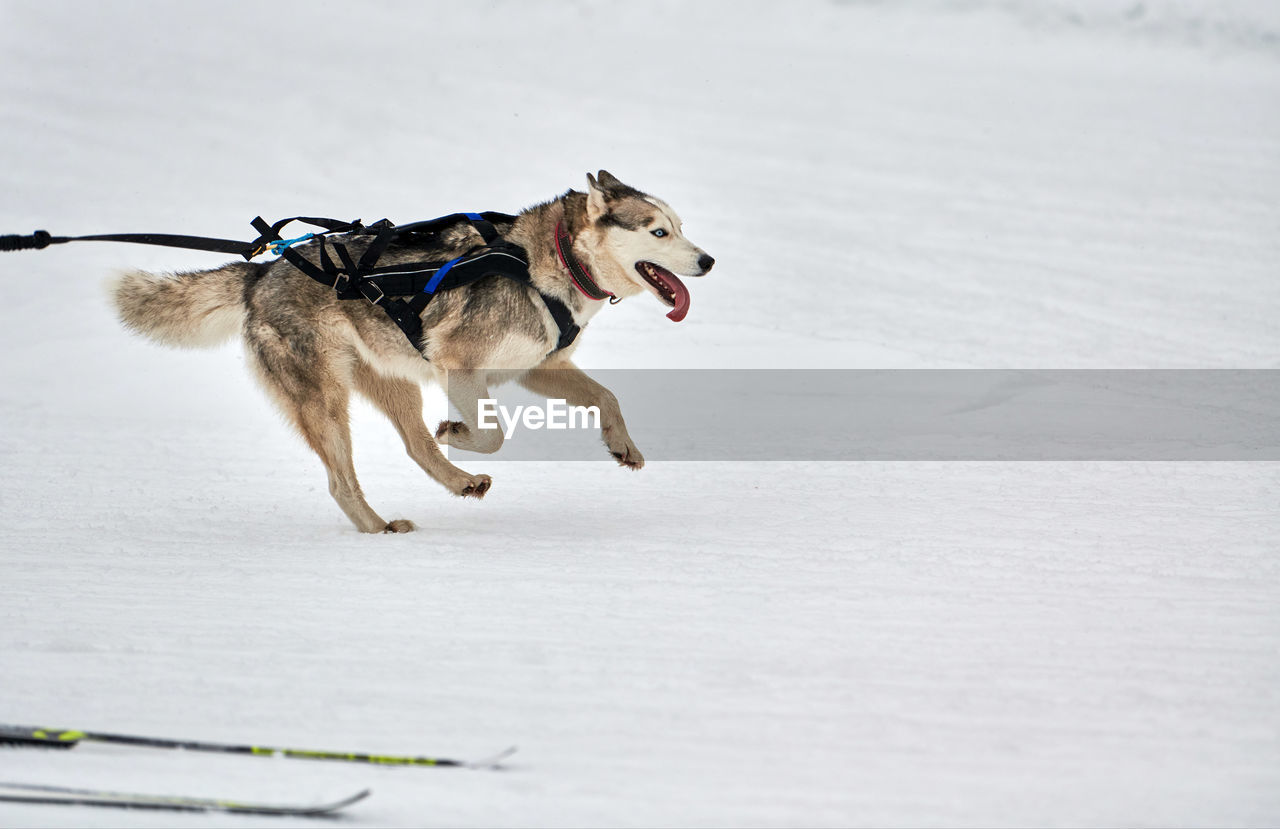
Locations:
1;1;1278;826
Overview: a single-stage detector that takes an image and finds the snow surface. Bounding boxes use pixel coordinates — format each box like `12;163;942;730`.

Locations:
1;1;1278;826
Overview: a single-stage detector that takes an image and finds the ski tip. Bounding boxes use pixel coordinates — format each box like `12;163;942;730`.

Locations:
0;737;79;749
0;726;82;749
466;745;518;770
318;788;372;813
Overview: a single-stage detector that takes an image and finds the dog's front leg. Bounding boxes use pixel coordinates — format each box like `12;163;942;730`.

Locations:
518;357;644;469
352;364;491;500
435;369;506;455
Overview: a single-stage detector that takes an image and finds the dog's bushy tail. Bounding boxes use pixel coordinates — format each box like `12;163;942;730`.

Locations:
111;262;257;348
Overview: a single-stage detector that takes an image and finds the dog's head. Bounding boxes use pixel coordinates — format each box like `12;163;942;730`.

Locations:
580;170;714;321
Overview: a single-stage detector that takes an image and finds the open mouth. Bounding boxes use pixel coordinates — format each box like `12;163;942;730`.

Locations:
635;261;690;322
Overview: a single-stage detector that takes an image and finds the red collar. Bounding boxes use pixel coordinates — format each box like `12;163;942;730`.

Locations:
555;222;614;301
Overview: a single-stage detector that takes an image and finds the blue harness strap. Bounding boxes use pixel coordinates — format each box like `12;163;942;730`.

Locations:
424;257;462;294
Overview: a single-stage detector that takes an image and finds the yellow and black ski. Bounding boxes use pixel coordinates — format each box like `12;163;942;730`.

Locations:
0;723;516;769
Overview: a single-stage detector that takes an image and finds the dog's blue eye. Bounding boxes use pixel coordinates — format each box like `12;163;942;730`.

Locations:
651;229;667;237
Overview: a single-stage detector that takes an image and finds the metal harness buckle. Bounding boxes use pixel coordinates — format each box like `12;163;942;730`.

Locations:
362;281;385;306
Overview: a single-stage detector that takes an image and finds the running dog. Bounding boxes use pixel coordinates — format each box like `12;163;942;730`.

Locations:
112;171;714;533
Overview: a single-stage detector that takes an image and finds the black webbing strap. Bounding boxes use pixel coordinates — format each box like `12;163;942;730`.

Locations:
246;216;371;297
539;293;582;352
370;292;432;344
353;243;582;354
279;244;334;290
248;216;363;258
357;221;398;272
464;213;500;245
392;212;518;239
1;229;255;256
329;241;363;297
1;215;363;259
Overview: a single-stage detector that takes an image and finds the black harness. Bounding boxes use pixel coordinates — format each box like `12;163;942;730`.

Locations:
1;212;583;355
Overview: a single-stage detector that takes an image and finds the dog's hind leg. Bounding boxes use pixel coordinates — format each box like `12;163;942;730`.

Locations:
294;390;410;533
353;363;491;499
246;339;408;534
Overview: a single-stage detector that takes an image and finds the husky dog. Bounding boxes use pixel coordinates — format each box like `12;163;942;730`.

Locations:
112;171;714;533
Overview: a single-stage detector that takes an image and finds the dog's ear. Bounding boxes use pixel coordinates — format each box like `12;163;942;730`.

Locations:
586;172;608;222
596;170;624;191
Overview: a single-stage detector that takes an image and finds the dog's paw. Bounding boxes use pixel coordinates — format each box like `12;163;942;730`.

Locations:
434;420;469;445
604;429;645;470
461;474;492;498
383;519;415;534
447;473;492;498
612;448;644;470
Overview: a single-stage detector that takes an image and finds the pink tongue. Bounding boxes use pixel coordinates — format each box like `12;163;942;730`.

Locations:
658;271;690;322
